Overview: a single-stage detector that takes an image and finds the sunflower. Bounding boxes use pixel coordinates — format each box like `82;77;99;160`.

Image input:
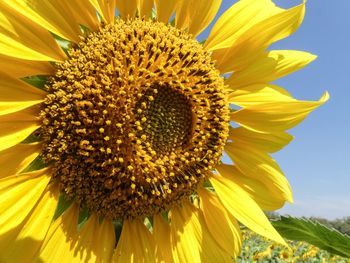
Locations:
0;0;328;262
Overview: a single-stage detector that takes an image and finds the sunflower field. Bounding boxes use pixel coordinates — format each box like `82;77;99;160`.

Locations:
238;229;350;263
237;216;350;263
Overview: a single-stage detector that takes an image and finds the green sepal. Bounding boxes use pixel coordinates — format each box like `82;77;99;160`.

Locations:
53;194;74;221
78;207;90;229
21;156;47;173
113;220;123;243
22;75;49;90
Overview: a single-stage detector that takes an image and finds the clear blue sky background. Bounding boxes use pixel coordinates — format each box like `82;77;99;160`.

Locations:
201;0;350;219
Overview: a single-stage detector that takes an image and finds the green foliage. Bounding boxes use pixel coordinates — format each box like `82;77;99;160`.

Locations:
272;216;350;258
310;216;350;236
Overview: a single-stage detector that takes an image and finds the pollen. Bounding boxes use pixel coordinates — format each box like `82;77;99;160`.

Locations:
40;19;229;220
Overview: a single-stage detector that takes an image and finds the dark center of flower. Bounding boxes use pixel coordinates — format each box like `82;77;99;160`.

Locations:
135;84;193;154
40;19;229;220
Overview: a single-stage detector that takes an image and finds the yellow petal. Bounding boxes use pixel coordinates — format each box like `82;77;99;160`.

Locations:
0;107;40;151
0;54;54;77
229;127;293;153
0;101;43;117
3;0;81;43
217;164;287;211
0;143;42;179
89;0;116;23
198;215;232;263
225;142;293;202
212;2;305;73
204;0;283;51
0;184;59;263
0;168;51;236
113;220;156;263
231;92;329;133
228;84;293;107
210;173;287;246
226;50;317;88
0;32;59;62
139;0;154;18
198;188;242;258
60;0;100;31
153;214;174;263
0;1;67;61
116;0;138;19
37;203;80;262
171;202;232;263
175;0;221;37
155;0;176;23
72;215;116;263
170;204;202;263
0;72;46;116
188;0;222;37
174;0;190;30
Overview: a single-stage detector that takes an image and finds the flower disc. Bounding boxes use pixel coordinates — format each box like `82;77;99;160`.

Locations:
40;19;229;219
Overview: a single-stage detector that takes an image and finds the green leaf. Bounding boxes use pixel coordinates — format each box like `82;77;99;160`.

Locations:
272;216;350;258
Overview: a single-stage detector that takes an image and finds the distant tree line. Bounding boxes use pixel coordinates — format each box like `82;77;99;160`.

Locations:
266;212;350;236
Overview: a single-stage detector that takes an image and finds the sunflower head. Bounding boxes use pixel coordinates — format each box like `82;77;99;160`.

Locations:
0;0;328;262
40;18;229;220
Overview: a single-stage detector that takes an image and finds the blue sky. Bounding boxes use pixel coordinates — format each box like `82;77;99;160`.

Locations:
202;0;350;219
